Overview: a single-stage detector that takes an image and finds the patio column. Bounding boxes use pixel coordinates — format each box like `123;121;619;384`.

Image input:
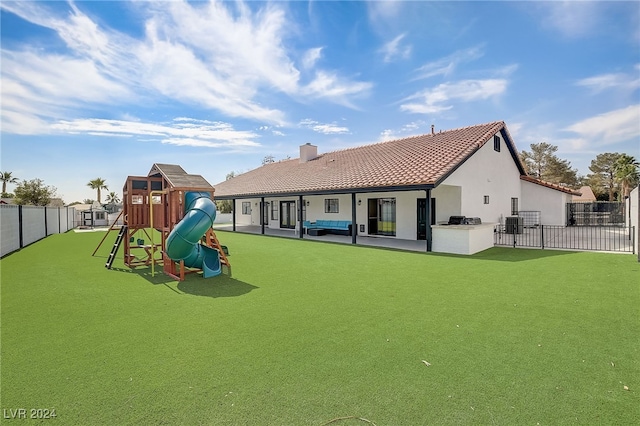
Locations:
426;189;432;252
232;198;236;232
298;195;304;238
351;192;357;244
260;196;265;235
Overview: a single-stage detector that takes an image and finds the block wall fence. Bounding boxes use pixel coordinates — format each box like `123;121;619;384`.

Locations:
1;205;76;257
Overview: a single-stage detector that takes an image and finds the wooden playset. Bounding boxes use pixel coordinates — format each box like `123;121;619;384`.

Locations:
101;164;229;280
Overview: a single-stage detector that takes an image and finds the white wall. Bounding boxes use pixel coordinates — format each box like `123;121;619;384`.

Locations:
22;206;46;246
431;185;462;223
1;205;20;257
441;132;521;224
520;181;570;225
0;205;76;257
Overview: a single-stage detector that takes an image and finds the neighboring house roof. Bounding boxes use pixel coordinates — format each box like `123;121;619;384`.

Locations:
148;163;213;190
520;175;582;196
0;198;15;204
572;185;597;202
214;121;525;198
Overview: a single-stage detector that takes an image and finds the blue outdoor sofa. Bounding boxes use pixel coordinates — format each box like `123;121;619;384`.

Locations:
303;220;354;236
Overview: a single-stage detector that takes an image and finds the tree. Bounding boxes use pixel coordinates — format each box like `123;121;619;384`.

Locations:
215;200;233;213
87;178;108;203
586;153;621;201
83;199;95;204
262;155;275;165
614;154;639;200
105;192;121;204
14;178;57;206
1;171;19;197
520;142;579;186
226;171;236;180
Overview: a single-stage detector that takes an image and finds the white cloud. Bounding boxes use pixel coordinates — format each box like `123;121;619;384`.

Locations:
576;70;640;93
302;47;324;70
413;46;484;80
535;1;600;38
300;119;350;135
0;0;372;136
301;71;373;108
49;117;260;148
379;120;427;141
563;105;640;147
379;33;412;63
400;79;508;114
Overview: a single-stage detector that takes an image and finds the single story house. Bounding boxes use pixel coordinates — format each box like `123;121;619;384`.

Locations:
212;121;580;255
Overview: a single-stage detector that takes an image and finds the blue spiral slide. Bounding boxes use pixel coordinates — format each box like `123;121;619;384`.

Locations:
165;191;222;278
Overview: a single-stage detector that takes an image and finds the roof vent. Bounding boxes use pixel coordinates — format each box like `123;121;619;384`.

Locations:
431;124;435;135
299;143;318;163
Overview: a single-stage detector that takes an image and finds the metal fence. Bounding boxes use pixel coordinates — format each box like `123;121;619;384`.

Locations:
0;204;76;257
494;224;635;253
566;202;625;226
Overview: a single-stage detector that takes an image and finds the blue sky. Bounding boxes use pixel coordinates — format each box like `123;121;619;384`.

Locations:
1;0;639;204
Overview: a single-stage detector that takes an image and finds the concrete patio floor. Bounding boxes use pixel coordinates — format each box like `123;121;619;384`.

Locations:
213;224;429;252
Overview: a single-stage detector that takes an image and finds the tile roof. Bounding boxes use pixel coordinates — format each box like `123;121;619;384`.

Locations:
214;121;519;198
520;175;582;195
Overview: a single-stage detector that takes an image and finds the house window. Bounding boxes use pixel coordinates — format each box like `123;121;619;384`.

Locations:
484;195;490;204
325;198;339;213
242;202;251;215
271;201;278;220
95;212;106;220
511;198;519;215
493;135;500;152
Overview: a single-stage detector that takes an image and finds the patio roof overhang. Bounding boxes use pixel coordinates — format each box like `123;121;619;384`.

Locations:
213;183;436;200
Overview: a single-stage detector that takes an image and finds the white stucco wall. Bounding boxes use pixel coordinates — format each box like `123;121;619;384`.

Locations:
520;181;571;225
440;132;522;224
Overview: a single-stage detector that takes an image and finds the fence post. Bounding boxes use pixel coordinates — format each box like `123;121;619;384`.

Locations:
18;205;23;248
541;225;545;249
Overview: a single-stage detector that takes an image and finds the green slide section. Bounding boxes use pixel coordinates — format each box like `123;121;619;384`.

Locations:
165;192;221;278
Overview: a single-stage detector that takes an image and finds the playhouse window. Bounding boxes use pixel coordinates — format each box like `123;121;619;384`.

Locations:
324;198;339;213
131;195;143;204
151;195;162;204
242;202;251;215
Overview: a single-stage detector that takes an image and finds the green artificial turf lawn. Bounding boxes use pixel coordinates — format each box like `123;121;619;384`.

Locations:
1;230;638;425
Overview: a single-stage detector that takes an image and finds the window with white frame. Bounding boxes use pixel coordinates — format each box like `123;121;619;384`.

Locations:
324;198;339;213
242;202;251;215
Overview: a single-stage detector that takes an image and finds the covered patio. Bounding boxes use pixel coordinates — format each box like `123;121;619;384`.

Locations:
212;224;429;252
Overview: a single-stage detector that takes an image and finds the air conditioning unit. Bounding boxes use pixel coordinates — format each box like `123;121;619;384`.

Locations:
505;216;523;234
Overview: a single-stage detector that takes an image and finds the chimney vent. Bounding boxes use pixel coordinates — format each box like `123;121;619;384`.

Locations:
299;143;318;163
431;124;435;135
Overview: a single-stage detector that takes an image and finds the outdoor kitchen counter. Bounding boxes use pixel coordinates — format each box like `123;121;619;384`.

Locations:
431;222;497;255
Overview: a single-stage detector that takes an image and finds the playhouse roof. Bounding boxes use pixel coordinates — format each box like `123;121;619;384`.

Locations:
148;163;213;190
213;121;526;198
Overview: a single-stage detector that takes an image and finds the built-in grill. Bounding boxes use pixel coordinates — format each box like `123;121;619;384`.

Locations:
448;215;466;225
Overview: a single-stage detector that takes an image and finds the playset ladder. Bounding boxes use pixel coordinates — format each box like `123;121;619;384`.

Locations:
207;229;230;270
105;225;128;269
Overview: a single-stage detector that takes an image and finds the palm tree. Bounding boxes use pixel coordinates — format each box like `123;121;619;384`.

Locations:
105;191;120;204
1;171;19;195
614;154;639;200
87;178;108;203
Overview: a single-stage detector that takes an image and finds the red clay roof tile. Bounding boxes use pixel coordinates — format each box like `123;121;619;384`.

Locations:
214;121;515;197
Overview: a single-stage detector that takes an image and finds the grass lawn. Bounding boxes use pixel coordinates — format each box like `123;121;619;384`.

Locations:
1;230;638;425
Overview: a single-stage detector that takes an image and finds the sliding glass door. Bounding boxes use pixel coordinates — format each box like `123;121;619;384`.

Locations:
367;198;396;236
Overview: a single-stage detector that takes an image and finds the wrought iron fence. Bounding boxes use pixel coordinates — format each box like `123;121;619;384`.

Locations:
494;224;635;253
566;202;625;226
